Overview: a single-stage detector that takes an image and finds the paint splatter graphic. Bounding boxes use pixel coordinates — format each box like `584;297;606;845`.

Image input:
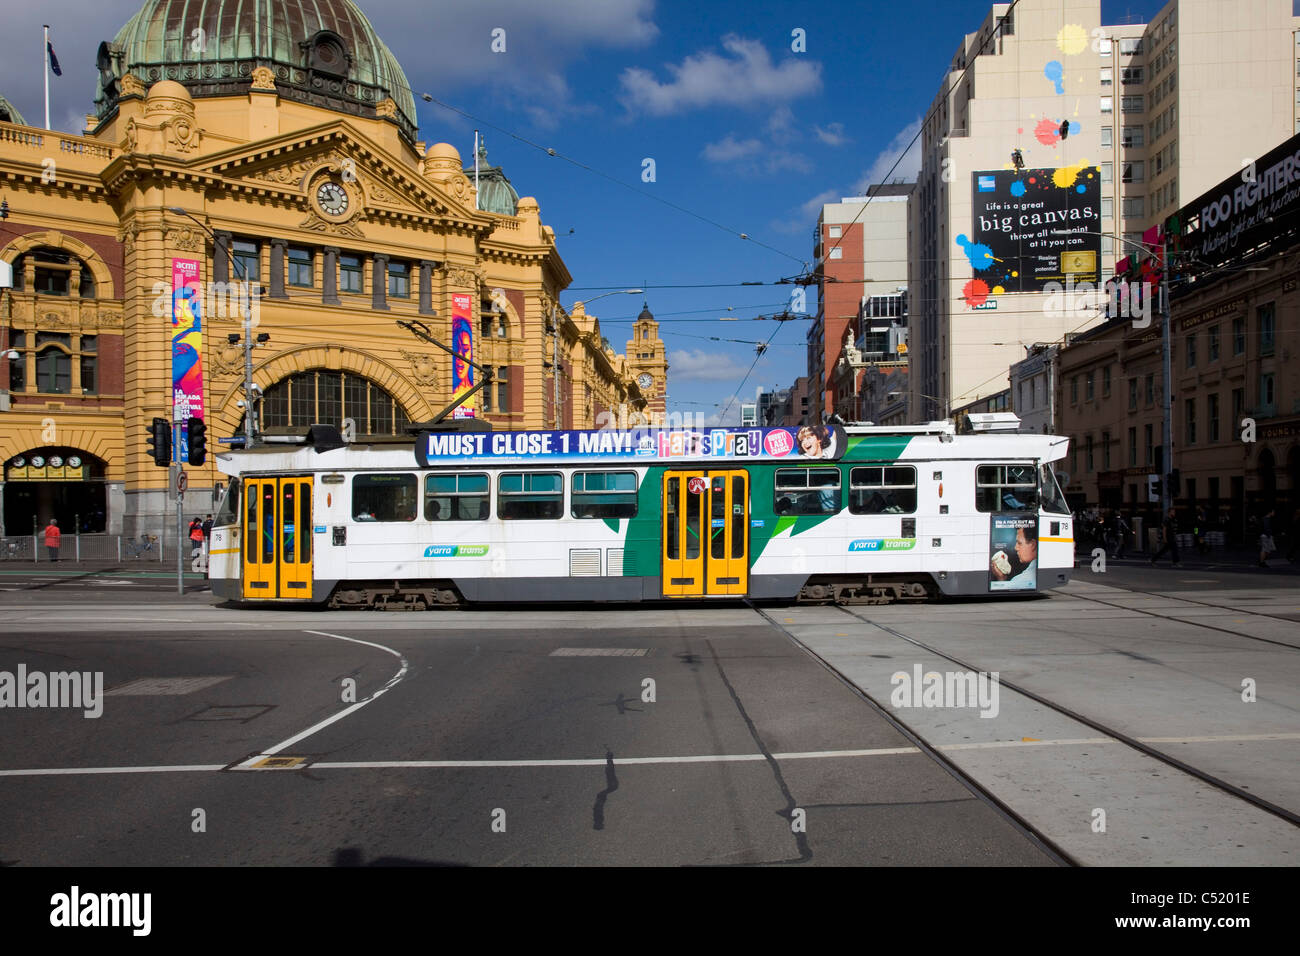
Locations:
1052;159;1091;188
1056;24;1088;55
955;234;996;272
1044;60;1064;94
962;278;991;307
1010;181;1027;197
1034;118;1081;145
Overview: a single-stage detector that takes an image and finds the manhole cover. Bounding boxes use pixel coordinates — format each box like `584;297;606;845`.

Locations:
186;704;274;722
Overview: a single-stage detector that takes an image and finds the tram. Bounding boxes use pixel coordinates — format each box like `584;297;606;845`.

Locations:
207;416;1074;607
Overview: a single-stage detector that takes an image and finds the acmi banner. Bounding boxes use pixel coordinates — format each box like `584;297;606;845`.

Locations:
1168;131;1300;273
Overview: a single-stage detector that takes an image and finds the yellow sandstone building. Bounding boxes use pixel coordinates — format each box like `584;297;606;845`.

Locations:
0;0;666;536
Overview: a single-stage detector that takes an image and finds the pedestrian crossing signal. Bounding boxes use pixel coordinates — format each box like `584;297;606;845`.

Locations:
186;416;207;466
147;417;171;467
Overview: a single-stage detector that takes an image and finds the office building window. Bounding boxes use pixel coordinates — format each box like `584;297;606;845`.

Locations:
828;225;841;238
1186;332;1196;368
1102;430;1111;469
1071;376;1078;403
1232;317;1245;355
1121;196;1145;218
1145;373;1154;405
1260;373;1275;411
388;261;410;298
1100;162;1113;183
1121;126;1144;148
1102;365;1111;396
1128;426;1137;466
1121;66;1144;84
1086;370;1095;401
1121;95;1144;113
829;248;843;259
1185;399;1196;444
1119;37;1143;55
1258;303;1275;356
1086;434;1094;472
1122;161;1144;183
1100;96;1113;113
1100;68;1113;86
1208;393;1219;443
1102;197;1113;219
231;240;260;282
1101;126;1113;148
1208;324;1219;361
1128;377;1137;410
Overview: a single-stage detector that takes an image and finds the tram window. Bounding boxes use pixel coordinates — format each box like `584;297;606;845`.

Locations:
425;473;489;521
665;477;680;560
245;487;258;563
572;471;638;519
1039;464;1070;515
352;473;417;521
775;468;840;515
849;466;917;514
216;478;240;527
731;474;746;559
498;472;563;520
976;464;1040;512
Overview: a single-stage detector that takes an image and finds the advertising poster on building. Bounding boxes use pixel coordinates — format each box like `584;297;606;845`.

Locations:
171;258;204;462
450;292;475;419
965;168;1101;295
989;513;1038;592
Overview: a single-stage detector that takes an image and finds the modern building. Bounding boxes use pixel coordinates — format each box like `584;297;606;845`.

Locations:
756;377;812;427
0;0;660;537
810;183;911;418
907;0;1299;424
1056;129;1300;539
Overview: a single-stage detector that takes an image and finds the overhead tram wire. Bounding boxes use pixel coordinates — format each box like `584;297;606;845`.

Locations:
819;0;1028;264
396;85;805;266
716;320;788;424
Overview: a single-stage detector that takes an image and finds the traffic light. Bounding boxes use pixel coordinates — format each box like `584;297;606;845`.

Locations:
146;417;171;467
186;416;207;466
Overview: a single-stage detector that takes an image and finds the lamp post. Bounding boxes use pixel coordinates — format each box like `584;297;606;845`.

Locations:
167;207;259;447
551;288;641;428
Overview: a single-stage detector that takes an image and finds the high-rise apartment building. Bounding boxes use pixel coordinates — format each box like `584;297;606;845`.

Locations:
810;183;911;418
908;0;1300;423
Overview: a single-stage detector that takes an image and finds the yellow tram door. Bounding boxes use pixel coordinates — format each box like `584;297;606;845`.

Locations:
662;471;748;597
242;476;313;599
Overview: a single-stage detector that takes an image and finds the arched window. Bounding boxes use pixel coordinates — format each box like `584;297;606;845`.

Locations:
36;346;71;394
10;247;99;298
260;369;411;436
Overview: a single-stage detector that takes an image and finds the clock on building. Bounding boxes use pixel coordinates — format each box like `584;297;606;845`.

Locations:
315;180;350;217
637;372;653;391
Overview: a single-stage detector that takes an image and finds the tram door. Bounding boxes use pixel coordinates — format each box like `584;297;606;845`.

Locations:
662;471;749;597
242;476;313;599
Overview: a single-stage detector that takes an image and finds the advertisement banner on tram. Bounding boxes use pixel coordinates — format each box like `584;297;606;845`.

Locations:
416;424;847;466
989;514;1038;591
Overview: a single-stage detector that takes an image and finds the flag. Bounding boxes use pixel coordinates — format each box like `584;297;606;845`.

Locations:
47;42;62;76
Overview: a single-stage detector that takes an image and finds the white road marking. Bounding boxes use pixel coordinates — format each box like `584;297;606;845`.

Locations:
232;629;410;769
2;731;1297;779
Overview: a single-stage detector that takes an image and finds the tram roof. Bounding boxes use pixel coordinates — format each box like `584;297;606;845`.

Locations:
214;423;1068;477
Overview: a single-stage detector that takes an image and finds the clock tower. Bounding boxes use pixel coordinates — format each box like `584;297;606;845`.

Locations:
627;303;668;424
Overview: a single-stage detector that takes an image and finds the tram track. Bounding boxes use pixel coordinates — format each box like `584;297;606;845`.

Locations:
745;599;1079;866
815;602;1300;832
1062;581;1300;651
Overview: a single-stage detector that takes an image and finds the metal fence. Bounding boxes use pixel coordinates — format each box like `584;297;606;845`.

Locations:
0;533;166;562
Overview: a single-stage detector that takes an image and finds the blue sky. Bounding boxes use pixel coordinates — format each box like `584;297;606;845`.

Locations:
4;0;1176;423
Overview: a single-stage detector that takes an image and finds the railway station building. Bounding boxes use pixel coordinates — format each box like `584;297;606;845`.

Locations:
0;0;663;537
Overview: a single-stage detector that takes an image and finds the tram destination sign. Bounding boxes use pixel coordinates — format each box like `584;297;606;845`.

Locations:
415;425;847;466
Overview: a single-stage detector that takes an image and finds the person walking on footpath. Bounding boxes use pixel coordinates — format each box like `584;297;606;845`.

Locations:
1258;508;1276;568
43;518;61;562
1150;506;1181;568
201;514;214;570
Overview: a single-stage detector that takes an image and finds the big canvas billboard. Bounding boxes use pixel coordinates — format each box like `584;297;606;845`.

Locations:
966;168;1102;293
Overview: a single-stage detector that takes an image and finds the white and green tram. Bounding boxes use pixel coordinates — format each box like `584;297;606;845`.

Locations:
207;417;1074;607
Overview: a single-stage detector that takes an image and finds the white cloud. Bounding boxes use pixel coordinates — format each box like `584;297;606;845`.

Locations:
619;35;821;116
799;188;842;220
813;122;848;146
668;349;751;382
853;116;923;191
702;135;764;163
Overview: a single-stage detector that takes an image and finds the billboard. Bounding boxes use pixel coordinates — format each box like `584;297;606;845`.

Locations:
964;167;1102;297
1167;131;1300;274
415;425;848;467
450;293;476;419
170;258;204;462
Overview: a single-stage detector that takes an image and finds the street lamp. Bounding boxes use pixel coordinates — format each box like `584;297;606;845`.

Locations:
550;288;642;427
167;207;261;447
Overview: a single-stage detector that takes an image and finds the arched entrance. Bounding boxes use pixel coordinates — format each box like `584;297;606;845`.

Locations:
2;448;108;535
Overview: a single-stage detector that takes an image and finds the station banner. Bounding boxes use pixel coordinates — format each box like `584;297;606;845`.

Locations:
988;513;1038;592
415;424;847;467
967;168;1101;292
450;293;476;419
170;258;204;462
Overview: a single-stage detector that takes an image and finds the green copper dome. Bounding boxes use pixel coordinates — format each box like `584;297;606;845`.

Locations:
0;95;27;126
94;0;418;141
466;140;519;216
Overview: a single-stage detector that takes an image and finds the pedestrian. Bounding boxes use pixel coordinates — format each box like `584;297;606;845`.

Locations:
42;518;61;562
1258;509;1276;568
201;514;213;570
1111;510;1130;559
1193;506;1209;554
1150;506;1181;568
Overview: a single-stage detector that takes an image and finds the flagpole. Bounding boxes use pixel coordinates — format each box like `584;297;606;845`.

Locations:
44;25;51;130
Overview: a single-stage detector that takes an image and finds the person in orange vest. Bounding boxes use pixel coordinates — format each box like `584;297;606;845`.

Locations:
43;518;61;562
